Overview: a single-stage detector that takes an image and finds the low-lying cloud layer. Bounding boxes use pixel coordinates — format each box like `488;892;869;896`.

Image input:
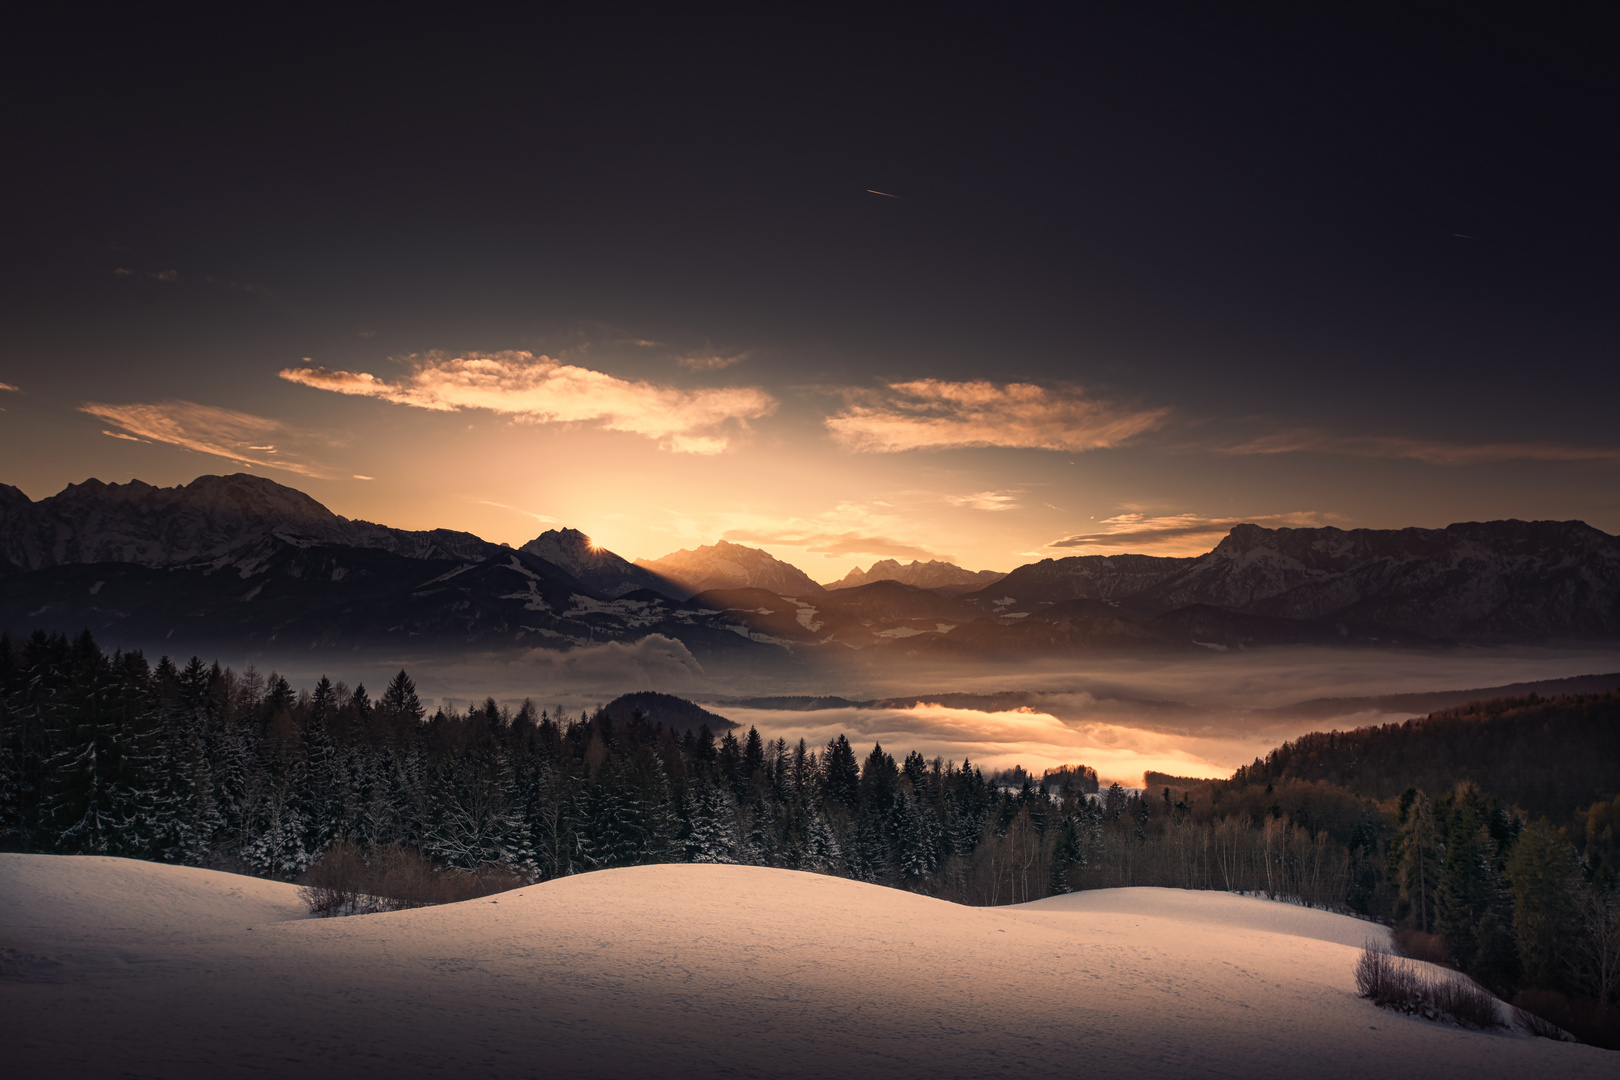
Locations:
280;351;775;454
727;703;1256;786
80;400;330;478
826;379;1169;453
1050;511;1334;552
1223;429;1620;465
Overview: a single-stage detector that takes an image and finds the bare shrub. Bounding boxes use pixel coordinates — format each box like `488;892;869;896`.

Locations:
1429;973;1502;1029
1354;940;1502;1030
300;841;528;916
367;844;441;910
1355;939;1400;999
299;838;369;916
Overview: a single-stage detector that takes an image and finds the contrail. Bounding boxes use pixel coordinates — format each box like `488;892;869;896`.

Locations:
866;189;903;199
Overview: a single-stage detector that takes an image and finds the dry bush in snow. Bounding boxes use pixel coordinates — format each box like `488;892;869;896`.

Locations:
300;840;524;916
1355;941;1501;1029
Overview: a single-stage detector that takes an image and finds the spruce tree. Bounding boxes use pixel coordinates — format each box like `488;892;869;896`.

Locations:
378;670;426;724
1398;790;1442;933
1507;819;1582;991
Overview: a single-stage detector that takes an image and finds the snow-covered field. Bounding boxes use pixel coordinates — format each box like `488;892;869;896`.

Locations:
1;855;1610;1078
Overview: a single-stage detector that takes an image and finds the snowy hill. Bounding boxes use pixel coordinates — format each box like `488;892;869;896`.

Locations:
2;856;1609;1079
637;539;827;598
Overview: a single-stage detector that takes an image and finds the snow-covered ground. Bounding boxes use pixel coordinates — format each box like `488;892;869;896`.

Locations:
1;855;1610;1078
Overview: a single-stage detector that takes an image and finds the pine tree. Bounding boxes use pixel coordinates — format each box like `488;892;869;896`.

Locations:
1507;819;1582;991
1398;790;1442;933
1435;788;1517;985
822;735;859;811
240;782;311;879
684;784;739;864
42;645;156;856
150;662;222;865
894;789;934;885
802;806;841;872
379;670;425;723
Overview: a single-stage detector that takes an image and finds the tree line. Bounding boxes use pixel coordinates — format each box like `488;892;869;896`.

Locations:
0;630;1615;1039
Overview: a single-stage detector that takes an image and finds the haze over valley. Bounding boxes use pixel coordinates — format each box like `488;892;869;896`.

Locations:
4;6;1617;1074
4;472;1617;783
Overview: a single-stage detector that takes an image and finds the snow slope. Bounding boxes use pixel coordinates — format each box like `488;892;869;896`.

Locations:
1;856;1610;1079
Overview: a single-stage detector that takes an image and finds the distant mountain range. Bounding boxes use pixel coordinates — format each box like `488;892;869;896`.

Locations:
1;474;1616;657
519;528;681;598
946;520;1620;646
636;541;826;598
0;474;500;571
824;559;1005;594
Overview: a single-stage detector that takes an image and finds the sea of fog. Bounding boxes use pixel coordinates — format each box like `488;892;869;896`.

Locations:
236;641;1620;788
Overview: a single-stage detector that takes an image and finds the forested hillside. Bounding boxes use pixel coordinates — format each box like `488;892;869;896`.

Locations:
1226;694;1620;844
1;628;1615;1041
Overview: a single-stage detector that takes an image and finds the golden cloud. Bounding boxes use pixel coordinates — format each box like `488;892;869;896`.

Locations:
677;351;749;371
280;351;775;454
826;379;1168;453
945;490;1021;511
80;400;331;478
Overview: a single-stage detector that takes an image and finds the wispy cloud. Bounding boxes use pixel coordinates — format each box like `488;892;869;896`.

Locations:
721;527;946;561
1050;511;1334;552
80;400;332;478
826;379;1168;453
478;498;559;525
678;350;749;371
0;382;19;393
101;430;146;442
945;489;1021;512
280;350;775;454
1222;428;1620;465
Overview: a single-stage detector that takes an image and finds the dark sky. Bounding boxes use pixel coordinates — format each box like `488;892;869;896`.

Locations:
2;7;1615;569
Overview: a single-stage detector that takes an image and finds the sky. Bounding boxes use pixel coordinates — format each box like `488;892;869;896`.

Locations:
2;7;1616;581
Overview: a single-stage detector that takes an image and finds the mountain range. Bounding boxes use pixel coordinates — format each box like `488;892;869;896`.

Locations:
1;474;1616;657
824;559;1005;593
635;540;826;598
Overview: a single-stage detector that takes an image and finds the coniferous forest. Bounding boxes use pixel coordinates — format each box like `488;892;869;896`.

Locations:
2;629;1616;1042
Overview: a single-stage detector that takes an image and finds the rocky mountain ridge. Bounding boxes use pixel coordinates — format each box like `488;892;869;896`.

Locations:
824;558;1005;593
635;540;825;598
2;473;1616;653
0;474;501;573
955;519;1620;643
519;528;680;598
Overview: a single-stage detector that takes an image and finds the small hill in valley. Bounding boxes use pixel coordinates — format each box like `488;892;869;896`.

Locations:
600;691;737;732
